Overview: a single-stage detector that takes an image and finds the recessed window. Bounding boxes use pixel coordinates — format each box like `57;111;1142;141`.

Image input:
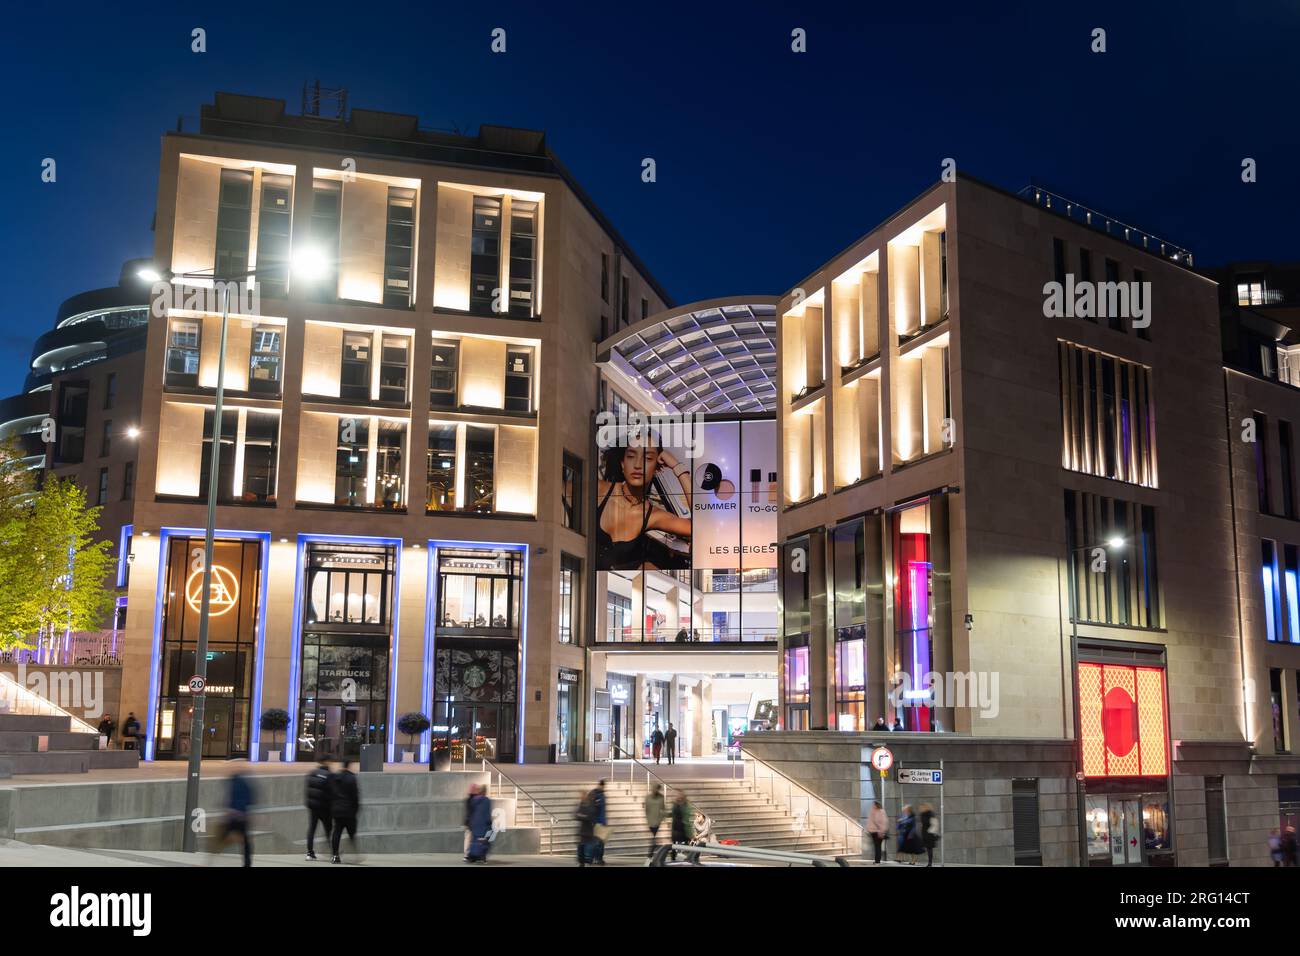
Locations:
562;451;584;533
165;319;201;388
101;419;112;457
310;179;341;298
509;200;538;317
430;340;459;409
471;196;502;314
257;173;293;295
1064;490;1160;628
426;424;457;511
249;326;282;395
97;467;109;505
122;460;135;500
379;335;409;404
505;346;533;413
1058;341;1157;487
383;187;416;308
340;333;372;402
104;372;116;410
214;169;253;279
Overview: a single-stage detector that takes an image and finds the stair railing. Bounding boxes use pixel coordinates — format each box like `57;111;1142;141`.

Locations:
458;738;559;854
741;747;864;856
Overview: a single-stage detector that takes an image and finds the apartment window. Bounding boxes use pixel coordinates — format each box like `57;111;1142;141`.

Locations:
199;409;279;503
470;196;502;314
1078;247;1092;282
1134;269;1149;341
784;643;810;730
383;187;416;308
1064;490;1160;628
1281;421;1297;518
97;467;109;505
1053;238;1067;285
374;421;405;509
430;340;459;409
1058;341;1157;487
55;383;88;463
600;254;609;303
1254;411;1271;513
101;419;112;457
310;179;341;297
256;173;293;295
214;169;253;279
559;553;582;644
248;326;282;395
562;451;584;532
508;199;538;317
1205;776;1228;865
834;634;866;732
1237;275;1266;306
335;418;369;507
1104;259;1123;331
504;347;533;413
641;297;649;322
379;335;410;404
464;426;495;513
341;334;372;401
122;460;135;501
426;424;457;512
1262;539;1283;643
1271;669;1288;752
620;276;630;327
165;319;201;388
104;372;116;410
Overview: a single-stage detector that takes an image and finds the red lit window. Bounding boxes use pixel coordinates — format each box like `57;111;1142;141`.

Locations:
1077;662;1168;778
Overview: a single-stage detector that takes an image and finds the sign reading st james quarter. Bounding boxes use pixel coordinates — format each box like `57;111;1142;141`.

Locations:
185;565;240;616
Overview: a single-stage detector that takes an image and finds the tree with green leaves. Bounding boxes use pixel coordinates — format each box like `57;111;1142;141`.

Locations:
0;440;116;652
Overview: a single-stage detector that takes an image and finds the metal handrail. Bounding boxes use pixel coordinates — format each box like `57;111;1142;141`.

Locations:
458;740;558;854
649;842;849;867
608;744;677;805
741;746;864;856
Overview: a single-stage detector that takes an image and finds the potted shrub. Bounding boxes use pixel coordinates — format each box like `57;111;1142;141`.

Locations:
260;708;290;762
397;712;430;763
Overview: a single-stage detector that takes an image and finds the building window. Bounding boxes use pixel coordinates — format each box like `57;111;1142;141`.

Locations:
1058;341;1157;487
1205;776;1228;865
101;419;112;457
435;548;523;634
1104;258;1123;331
832;519;867;731
641;297;649;322
600;253;609;303
1271;669;1288;752
464;426;495;513
559;553;582;644
508;199;538;317
55;383;88;463
214;169;253;279
1281;421;1296;518
104;372;116;410
426;424;457;512
122;460;135;500
1065;490;1160;628
620;276;630;327
256;173;293;295
1134;269;1149;341
379;335;410;404
1254;411;1271;513
784;644;810;730
504;346;533;413
1052;237;1067;285
1262;539;1284;643
335;418;368;507
562;451;583;532
249;326;282;395
835;635;865;732
165;319;201;388
340;334;372;402
1077;660;1169;777
384;187;416;308
430;340;459;409
199;409;280;503
310;179;341;298
97;467;109;505
1237;275;1266;306
1078;246;1092;282
374;421;405;509
471;196;502;314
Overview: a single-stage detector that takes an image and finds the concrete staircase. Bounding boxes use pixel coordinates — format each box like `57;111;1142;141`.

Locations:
0;770;541;855
0;714;138;777
499;777;853;859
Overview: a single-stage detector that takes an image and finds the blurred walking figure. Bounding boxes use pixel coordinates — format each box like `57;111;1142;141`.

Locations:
651;724;665;764
670;792;694;862
575;780;608;866
465;783;493;863
664;723;677;765
217;771;255;867
867;801;889;864
919;803;939;867
1283;825;1299;867
1268;828;1283;866
896;804;922;865
329;761;361;864
644;783;666;856
304;755;333;860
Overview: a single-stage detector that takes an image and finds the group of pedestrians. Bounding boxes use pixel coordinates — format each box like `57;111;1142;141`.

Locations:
865;799;939;865
304;756;362;864
649;723;678;765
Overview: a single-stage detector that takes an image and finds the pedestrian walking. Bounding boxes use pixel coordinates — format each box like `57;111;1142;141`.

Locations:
575;780;608;866
644;783;666;857
664;723;678;765
217;771;255;867
1283;825;1299;867
97;714;115;748
465;784;493;863
1268;828;1283;866
304;755;333;860
329;760;361;864
896;804;922;865
867;800;889;864
919;803;939;867
670;792;694;862
651;725;665;764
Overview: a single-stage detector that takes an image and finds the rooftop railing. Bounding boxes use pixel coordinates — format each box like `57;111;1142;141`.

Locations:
1018;184;1193;268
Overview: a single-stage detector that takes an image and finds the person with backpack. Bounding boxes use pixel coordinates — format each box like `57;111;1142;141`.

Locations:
576;780;608;866
465;784;493;863
304;755;333;860
670;791;694;862
919;802;939;866
644;783;666;857
329;761;361;864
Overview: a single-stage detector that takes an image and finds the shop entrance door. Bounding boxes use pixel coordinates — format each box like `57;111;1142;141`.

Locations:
1108;797;1144;865
449;703;501;762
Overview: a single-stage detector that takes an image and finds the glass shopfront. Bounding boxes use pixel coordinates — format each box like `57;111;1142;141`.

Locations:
430;547;524;766
296;543;396;760
155;537;262;758
643;678;669;758
557;667;580;761
608;673;635;758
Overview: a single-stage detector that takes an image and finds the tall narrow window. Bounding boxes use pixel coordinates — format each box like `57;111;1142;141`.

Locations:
600;253;609;303
1104;258;1123;331
241;411;279;503
97;467;109;505
1285;544;1300;644
165;319;201;388
198;410;238;501
1134;269;1149;341
1262;539;1283;643
122;460;135;500
1205;776;1227;865
641;297;649;322
559;553;582;644
1271;669;1287;752
104;372;116;410
310;179;341;298
426;424;457;512
620;276;630;327
256;173;293;295
504;346;533;413
1052;237;1067;285
430;340;459;409
562;451;584;532
1065;490;1160;628
379;335;409;404
383;187;415;308
374;421;405;509
101;419;112;457
508;199;538;317
340;333;372;402
214;169;253;279
471;196;502;314
335;417;369;507
1280;420;1296;518
464;426;495;513
1255;411;1271;513
248;326;282;395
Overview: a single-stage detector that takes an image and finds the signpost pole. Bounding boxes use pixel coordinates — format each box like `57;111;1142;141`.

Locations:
939;758;945;867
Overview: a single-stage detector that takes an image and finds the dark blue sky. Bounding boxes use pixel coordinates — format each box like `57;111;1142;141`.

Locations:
1;1;1296;389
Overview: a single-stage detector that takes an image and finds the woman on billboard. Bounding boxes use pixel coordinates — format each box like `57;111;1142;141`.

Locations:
596;427;691;571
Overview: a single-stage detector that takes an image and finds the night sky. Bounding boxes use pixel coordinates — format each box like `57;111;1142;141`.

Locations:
1;1;1296;390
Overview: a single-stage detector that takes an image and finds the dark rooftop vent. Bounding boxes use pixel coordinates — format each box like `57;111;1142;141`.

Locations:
211;92;286;125
349;109;419;140
479;125;546;156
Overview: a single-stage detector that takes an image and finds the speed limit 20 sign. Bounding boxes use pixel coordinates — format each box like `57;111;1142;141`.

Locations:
188;675;206;694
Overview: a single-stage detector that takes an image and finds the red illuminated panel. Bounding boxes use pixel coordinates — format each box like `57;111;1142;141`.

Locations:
1135;667;1168;776
1102;665;1141;776
1078;663;1106;777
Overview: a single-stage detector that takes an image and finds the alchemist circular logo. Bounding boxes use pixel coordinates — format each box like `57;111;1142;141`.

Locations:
184;565;240;616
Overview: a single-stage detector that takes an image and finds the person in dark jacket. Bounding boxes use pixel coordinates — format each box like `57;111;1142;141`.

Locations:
651;725;665;764
670;792;694;863
897;804;923;864
919;803;939;867
304;756;333;860
218;771;255;867
121;712;141;750
329;761;361;864
96;714;115;747
465;785;494;863
664;723;678;765
872;716;888;732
